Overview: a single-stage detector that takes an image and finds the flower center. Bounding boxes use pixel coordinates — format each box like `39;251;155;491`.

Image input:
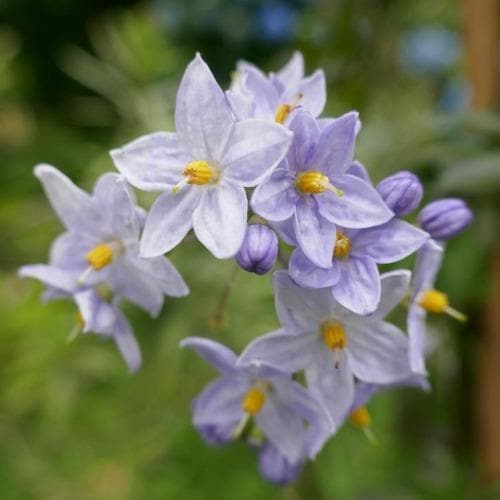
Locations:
295;170;344;196
242;387;266;416
173;160;218;193
333;231;351;259
349;406;371;428
85;243;114;270
321;320;347;350
418;289;467;322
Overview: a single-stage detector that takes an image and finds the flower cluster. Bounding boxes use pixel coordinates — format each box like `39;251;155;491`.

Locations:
20;52;473;484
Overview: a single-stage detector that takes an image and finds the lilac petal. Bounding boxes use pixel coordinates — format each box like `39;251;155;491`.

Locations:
270;376;335;457
286;111;320;170
276;51;304;84
110;132;190;191
92;173;142;241
222;119;292;186
34;164;101;234
370;270;411;320
352;219;429;263
271;218;297;245
273;271;334;335
295;69;326;118
251;168;298;222
107;258;164;317
192;377;247;429
309;112;358;177
347;321;413;384
225;89;255;121
131;255;189;297
258;444;302;485
238;329;319;373
74;289;115;333
412;239;444;297
49;231;97;271
175;54;235;161
318;174;393;228
289;249;340;289
255;390;306;465
18;265;77;294
140;188;200;258
239;67;278;117
294;197;337;269
332;257;380;315
180;337;237;373
408;304;428;374
346;160;371;182
305;348;355;426
192;181;247;258
112;309;142;373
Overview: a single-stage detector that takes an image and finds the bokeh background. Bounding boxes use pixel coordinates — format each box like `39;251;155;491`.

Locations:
1;0;499;498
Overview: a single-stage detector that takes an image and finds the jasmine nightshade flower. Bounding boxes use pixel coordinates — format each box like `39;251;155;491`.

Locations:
238;271;414;426
180;337;334;466
289;220;429;315
111;54;292;259
18;265;141;372
408;239;466;374
31;165;188;317
376;170;424;217
236;224;278;275
251;110;393;268
228;51;326;124
418;198;473;240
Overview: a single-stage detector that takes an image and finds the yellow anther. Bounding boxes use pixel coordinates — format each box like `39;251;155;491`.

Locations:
295;170;344;196
75;311;85;328
418;289;467;322
334;231;351;259
186;161;215;184
349;406;371;428
321;321;347;351
242;387;266;416
85;244;114;270
275;104;292;124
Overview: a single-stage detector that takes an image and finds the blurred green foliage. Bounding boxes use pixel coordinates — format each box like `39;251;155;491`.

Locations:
0;0;499;498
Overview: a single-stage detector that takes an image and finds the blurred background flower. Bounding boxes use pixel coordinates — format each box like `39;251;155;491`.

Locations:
0;0;499;498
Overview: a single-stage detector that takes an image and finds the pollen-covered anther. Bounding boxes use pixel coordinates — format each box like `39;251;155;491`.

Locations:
85;243;114;270
321;321;347;352
349;406;371;428
173;160;217;193
334;231;351;259
242;387;266;416
295;170;344;196
274;93;303;124
418;289;467;322
75;311;85;328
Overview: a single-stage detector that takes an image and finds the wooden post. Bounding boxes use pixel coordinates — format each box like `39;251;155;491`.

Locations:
462;0;500;483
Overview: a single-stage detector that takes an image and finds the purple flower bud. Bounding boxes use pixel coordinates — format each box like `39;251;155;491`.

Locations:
418;198;473;240
376;171;423;216
258;444;302;485
236;224;278;275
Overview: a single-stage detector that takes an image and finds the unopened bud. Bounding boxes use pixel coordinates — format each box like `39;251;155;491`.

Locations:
418;198;473;240
376;171;423;216
236;224;278;275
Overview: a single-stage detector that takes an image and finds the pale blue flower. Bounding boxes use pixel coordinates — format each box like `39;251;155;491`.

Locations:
111;54;292;259
238;271;414;425
30;164;188;317
251;110;393;269
181;337;334;465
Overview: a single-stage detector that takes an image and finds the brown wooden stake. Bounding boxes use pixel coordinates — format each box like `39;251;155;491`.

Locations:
462;0;500;483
